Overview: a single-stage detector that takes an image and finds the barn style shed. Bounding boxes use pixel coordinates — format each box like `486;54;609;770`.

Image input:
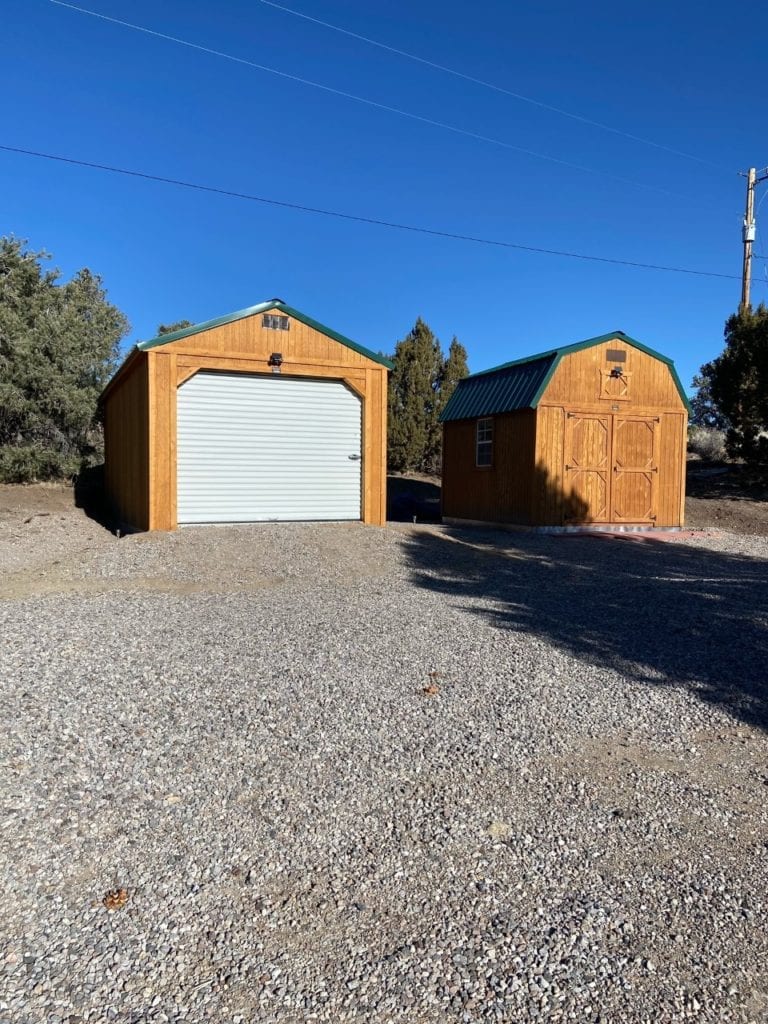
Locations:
101;299;391;531
440;331;690;527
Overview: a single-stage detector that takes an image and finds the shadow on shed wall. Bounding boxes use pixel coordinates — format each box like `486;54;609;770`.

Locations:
529;459;590;526
440;458;591;526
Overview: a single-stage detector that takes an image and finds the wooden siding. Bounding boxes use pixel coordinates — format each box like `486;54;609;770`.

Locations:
532;405;566;525
542;338;686;412
365;365;388;526
656;412;687;527
105;309;388;530
103;353;149;531
148;350;177;531
442;410;536;523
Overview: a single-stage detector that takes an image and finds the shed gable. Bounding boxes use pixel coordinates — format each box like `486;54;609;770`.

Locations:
138;301;391;370
539;337;687;411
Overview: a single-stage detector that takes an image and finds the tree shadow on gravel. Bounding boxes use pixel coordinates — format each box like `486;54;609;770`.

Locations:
404;525;768;731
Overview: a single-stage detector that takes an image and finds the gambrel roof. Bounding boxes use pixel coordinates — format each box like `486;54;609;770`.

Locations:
439;330;691;421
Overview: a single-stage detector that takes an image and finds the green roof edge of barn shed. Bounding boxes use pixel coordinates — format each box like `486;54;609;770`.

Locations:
138;299;394;369
440;330;692;421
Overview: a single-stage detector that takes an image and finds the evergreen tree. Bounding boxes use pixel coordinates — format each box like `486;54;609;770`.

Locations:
0;237;129;481
157;319;194;336
387;321;469;475
439;337;469;413
690;367;729;430
704;304;768;464
387;318;443;474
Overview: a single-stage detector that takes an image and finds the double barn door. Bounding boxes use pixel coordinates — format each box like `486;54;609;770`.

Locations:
563;412;660;523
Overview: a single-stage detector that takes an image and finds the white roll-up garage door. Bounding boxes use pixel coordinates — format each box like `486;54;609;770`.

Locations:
177;372;362;524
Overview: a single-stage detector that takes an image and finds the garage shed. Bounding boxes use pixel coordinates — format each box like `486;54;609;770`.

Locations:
101;299;391;531
440;331;690;528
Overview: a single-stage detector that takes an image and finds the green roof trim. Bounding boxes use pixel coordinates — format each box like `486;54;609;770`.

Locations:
138;299;393;369
440;330;691;422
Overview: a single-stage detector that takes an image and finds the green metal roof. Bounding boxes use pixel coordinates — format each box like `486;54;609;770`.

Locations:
439;354;556;422
439;330;691;421
138;299;393;369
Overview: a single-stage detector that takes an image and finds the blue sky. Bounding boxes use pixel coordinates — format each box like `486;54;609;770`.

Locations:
3;0;767;389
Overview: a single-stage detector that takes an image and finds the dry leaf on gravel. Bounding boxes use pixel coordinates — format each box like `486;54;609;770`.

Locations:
102;888;128;911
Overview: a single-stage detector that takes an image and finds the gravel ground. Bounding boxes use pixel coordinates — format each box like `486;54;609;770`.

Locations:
2;490;768;1023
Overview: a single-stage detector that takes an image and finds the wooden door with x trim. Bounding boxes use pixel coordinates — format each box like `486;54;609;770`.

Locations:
564;412;659;523
563;412;612;522
610;415;659;523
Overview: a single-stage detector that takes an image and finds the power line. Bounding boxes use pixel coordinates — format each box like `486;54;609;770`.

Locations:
257;0;726;172
49;0;689;201
0;143;747;283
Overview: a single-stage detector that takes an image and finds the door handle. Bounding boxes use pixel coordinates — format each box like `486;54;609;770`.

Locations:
348;454;361;461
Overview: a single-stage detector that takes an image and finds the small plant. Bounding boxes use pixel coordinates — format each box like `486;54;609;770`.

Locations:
0;445;79;483
688;427;727;462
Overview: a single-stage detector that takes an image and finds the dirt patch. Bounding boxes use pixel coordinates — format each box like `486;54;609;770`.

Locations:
0;482;76;520
685;495;768;535
685;461;768;536
0;573;282;602
0;484;113;582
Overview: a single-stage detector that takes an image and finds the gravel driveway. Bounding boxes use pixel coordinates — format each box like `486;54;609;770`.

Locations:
2;494;768;1023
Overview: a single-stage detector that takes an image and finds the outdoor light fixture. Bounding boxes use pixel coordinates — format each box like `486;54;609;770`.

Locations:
610;366;624;378
268;352;283;374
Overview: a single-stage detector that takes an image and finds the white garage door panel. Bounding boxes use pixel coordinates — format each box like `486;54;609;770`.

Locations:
177;373;362;523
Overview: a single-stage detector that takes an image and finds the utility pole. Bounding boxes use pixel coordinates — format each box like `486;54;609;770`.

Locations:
740;166;768;312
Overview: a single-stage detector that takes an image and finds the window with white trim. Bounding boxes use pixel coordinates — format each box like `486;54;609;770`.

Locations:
476;417;493;467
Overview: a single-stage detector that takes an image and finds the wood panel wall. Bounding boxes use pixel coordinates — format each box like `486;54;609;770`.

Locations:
543;339;685;411
103;353;149;531
656;412;687;527
532;405;566;525
442;410;536;523
101;309;388;531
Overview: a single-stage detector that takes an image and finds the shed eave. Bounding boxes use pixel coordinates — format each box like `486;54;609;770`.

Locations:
469;331;674;378
98;344;143;406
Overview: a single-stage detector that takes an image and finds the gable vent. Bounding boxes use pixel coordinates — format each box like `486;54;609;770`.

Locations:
263;313;289;331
